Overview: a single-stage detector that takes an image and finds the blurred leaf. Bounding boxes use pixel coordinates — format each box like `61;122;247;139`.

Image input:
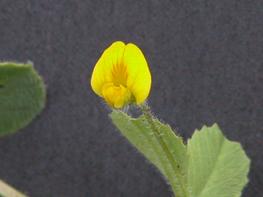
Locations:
187;124;250;197
0;62;46;136
0;180;27;197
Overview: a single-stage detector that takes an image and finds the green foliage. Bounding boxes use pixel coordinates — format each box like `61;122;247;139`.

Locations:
110;110;187;196
187;124;250;197
110;110;250;197
0;62;46;136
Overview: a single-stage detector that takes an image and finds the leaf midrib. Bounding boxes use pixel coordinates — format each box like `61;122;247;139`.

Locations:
196;136;225;196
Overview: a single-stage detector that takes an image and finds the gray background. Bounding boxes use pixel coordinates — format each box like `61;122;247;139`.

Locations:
0;0;262;196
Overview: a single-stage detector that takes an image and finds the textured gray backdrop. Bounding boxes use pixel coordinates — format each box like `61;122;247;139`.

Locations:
0;0;262;197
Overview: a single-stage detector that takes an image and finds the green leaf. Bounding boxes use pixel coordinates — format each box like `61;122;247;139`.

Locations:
110;110;188;196
187;124;250;197
0;62;46;136
110;111;250;197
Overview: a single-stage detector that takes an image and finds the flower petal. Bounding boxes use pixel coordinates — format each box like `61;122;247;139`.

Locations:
124;43;151;104
91;41;125;96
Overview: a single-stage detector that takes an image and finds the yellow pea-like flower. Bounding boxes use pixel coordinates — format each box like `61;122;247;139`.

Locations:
91;41;151;108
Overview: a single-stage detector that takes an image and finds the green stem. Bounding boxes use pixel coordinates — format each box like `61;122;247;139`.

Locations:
140;103;187;197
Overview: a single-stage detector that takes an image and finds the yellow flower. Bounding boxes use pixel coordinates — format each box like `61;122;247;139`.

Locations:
91;41;151;108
